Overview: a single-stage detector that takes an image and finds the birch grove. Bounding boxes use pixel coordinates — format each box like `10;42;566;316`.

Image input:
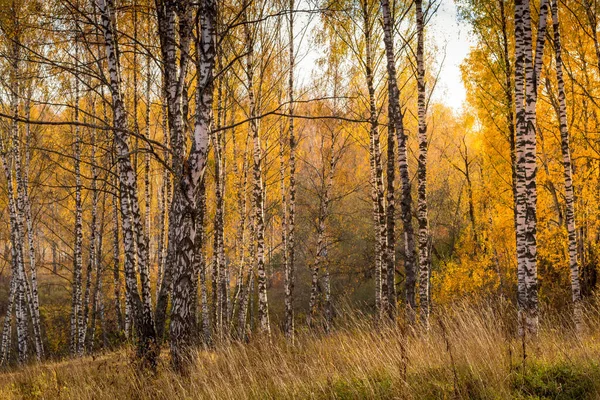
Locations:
0;0;599;378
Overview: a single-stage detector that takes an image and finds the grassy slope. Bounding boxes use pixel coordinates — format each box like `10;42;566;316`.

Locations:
1;304;600;399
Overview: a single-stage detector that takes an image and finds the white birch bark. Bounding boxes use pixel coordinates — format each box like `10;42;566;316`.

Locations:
154;0;194;342
90;191;107;351
386;96;396;312
514;0;546;335
9;43;43;360
96;0;158;366
550;0;583;332
415;0;431;327
1;134;28;364
380;0;417;322
71;40;84;355
194;179;211;345
212;65;227;335
307;82;341;327
361;0;388;317
0;270;16;365
234;132;250;339
111;182;124;332
243;7;270;335
167;0;215;370
283;0;296;341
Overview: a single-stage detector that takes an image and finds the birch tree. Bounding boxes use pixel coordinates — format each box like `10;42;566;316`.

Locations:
380;0;417;321
166;0;215;370
243;4;270;335
549;0;583;332
514;0;547;335
96;0;158;366
415;0;431;327
283;0;296;341
70;34;84;356
358;0;389;318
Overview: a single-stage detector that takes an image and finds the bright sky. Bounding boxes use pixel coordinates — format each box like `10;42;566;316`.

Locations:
294;0;475;111
428;0;474;110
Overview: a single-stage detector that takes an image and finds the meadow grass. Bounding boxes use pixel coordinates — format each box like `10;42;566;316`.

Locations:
1;301;600;399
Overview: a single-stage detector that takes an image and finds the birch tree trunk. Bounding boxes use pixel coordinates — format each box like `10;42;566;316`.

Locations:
167;0;215;370
194;179;211;345
0;271;16;365
155;119;169;301
234;132;251;340
8;39;43;360
550;0;583;332
415;0;431;327
514;0;546;335
97;0;158;366
361;0;388;317
80;138;98;353
144;47;152;284
71;42;84;355
84;122;100;352
244;7;270;335
90;191;107;351
212;64;227;335
238;223;254;341
380;0;417;321
386;95;396;312
1;131;28;364
154;0;194;342
307;150;337;328
111;180;124;332
154;99;172;339
19;88;43;360
283;0;296;341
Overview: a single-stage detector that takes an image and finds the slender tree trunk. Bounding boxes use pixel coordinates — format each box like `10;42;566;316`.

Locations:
212;65;227;335
234;132;251;339
7;42;43;361
97;0;158;366
244;8;270;335
415;0;431;327
154;100;172;339
514;0;546;335
71;42;84;355
550;0;583;332
308;207;326;327
386;97;396;312
81;124;99;354
87;124;100;351
144;47;152;289
111;179;124;333
380;0;417;322
283;0;296;341
1;134;28;364
0;270;16;365
19;91;43;360
362;0;388;317
239;211;256;339
323;239;332;332
308;120;339;328
194;179;211;345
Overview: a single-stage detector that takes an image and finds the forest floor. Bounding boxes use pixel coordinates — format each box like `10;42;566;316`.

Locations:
0;303;600;399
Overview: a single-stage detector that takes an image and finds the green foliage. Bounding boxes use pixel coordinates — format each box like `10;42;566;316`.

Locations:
326;372;394;399
409;366;489;400
512;362;599;400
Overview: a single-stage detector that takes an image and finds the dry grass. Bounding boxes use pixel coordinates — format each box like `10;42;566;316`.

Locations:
1;302;600;399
